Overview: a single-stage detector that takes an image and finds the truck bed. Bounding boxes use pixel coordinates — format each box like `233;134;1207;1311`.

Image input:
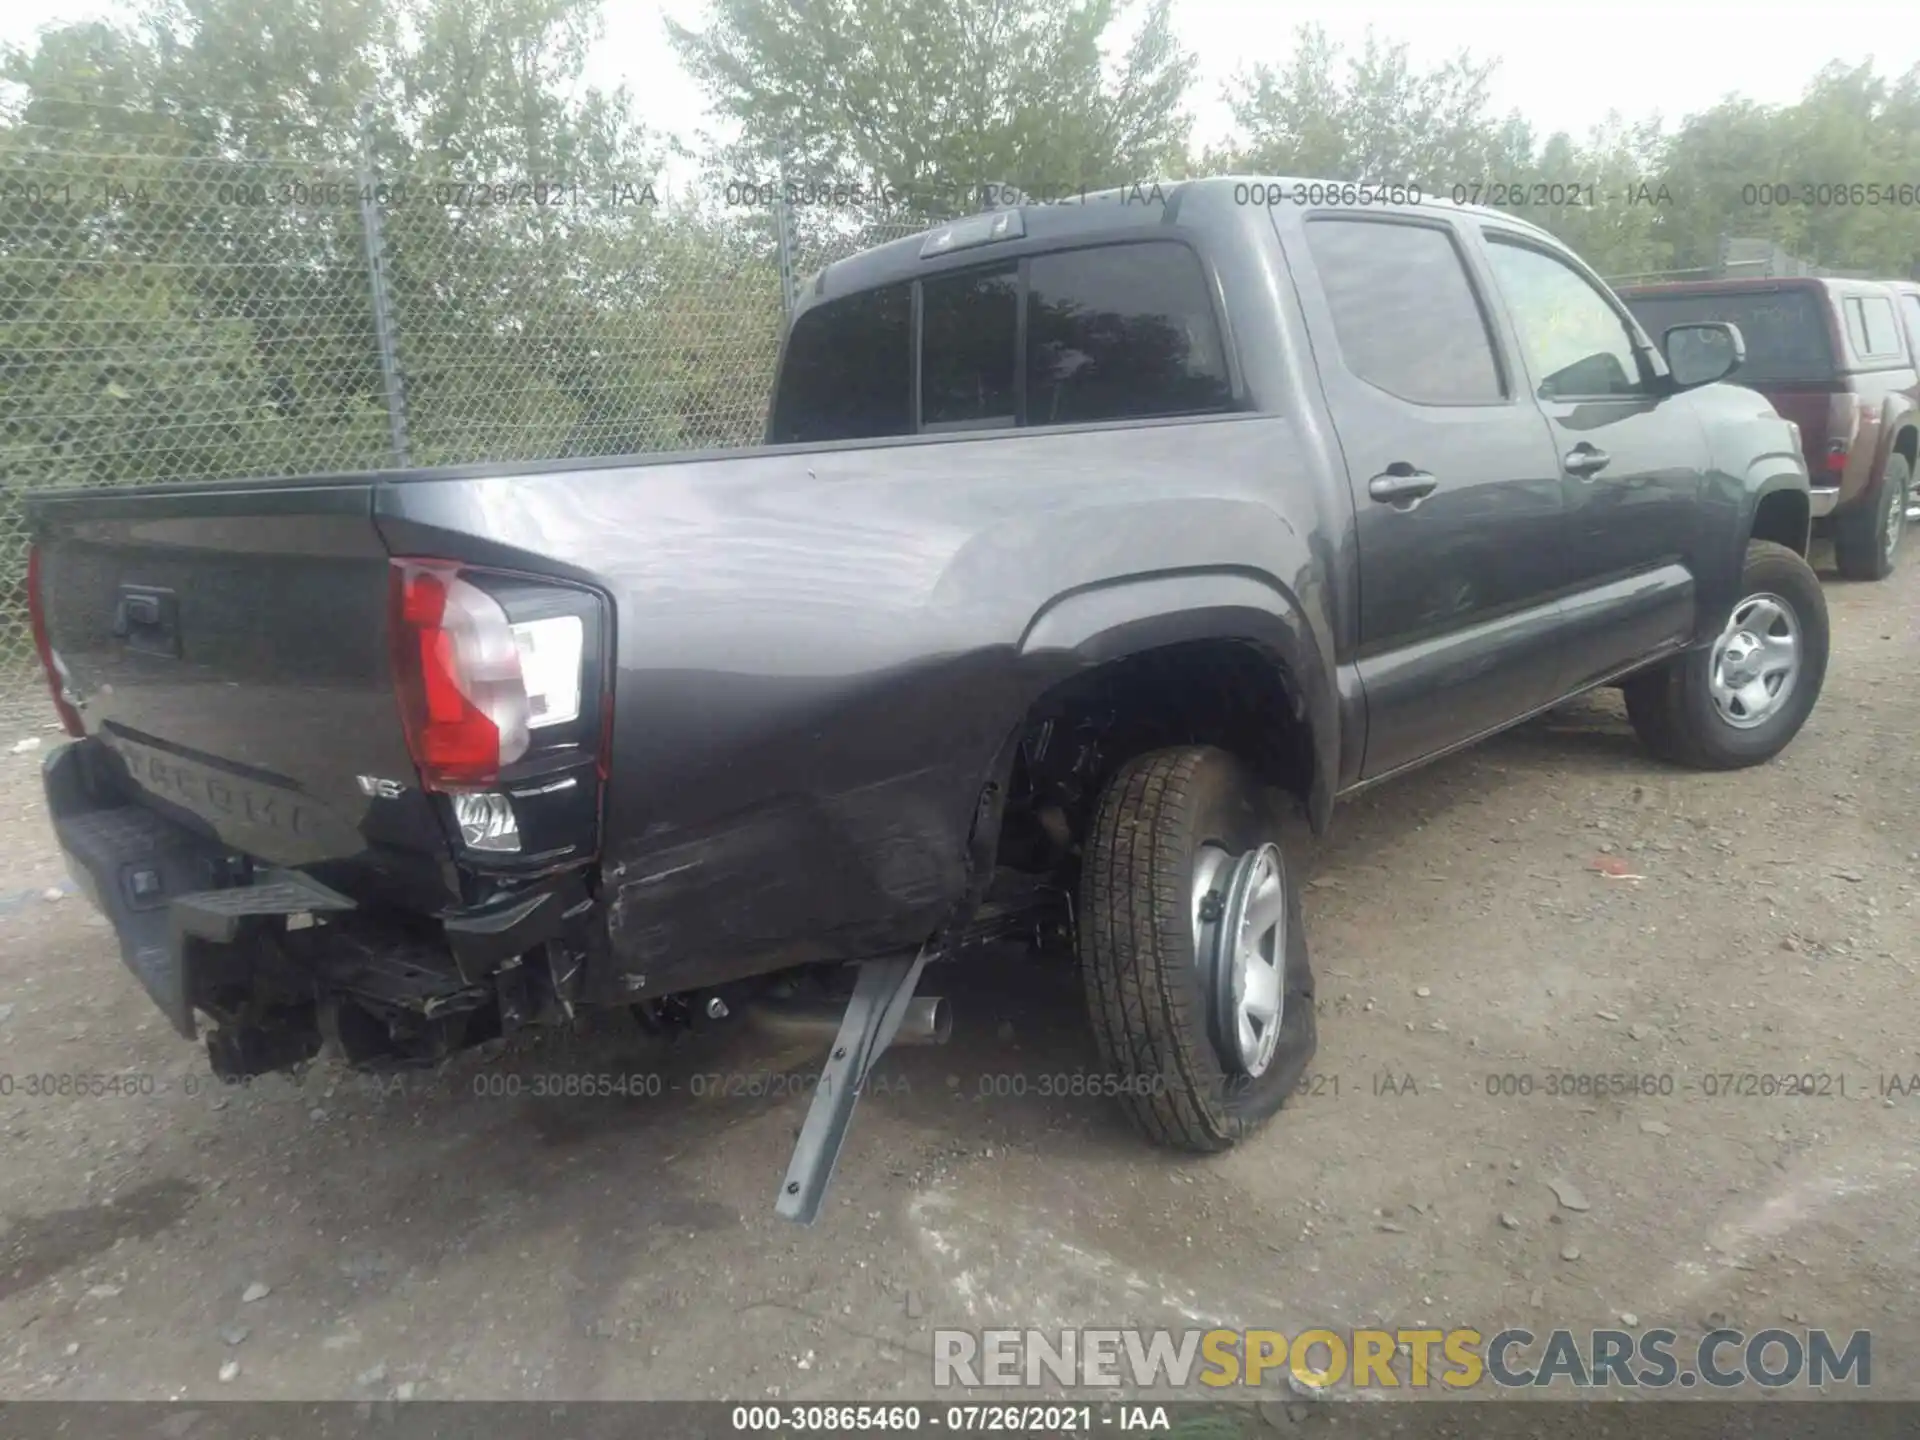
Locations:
27;414;1336;1000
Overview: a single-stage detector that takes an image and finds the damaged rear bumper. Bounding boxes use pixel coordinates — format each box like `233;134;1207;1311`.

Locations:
44;738;600;1063
47;736;964;1225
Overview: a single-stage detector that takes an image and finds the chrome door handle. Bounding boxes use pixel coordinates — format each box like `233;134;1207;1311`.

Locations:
1368;468;1439;505
1564;445;1611;478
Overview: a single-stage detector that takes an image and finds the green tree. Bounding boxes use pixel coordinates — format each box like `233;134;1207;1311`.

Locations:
666;0;1198;206
0;0;775;482
1508;115;1673;281
1215;25;1530;188
1654;96;1794;273
1650;61;1920;280
1770;61;1913;274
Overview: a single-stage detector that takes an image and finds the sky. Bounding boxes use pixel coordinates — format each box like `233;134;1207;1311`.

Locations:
1;0;1909;155
590;0;1908;155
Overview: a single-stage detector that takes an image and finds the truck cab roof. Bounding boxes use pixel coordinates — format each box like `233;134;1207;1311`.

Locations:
803;174;1565;309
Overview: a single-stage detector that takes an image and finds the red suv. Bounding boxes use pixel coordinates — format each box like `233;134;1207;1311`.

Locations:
1618;277;1915;580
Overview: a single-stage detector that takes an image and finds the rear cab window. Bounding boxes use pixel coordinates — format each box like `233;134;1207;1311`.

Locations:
768;238;1232;444
921;266;1019;431
1618;286;1837;384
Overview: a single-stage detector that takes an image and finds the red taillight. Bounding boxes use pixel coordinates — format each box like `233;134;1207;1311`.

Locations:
1824;442;1849;474
26;546;84;737
388;560;531;788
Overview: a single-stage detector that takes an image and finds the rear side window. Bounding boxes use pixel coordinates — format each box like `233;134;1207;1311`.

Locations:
1025;243;1232;425
1303;219;1504;405
769;283;911;443
1844;295;1904;360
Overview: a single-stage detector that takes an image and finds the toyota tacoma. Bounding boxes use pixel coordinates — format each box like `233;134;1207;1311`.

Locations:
26;178;1828;1222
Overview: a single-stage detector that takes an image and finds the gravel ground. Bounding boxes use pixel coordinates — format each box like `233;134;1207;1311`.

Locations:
0;546;1915;1406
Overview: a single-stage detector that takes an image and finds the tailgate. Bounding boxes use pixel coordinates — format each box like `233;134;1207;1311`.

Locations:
28;481;451;904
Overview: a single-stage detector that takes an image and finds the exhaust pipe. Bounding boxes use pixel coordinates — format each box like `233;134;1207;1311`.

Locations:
748;995;952;1046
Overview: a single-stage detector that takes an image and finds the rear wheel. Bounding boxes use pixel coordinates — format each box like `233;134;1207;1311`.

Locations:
1078;745;1315;1152
1624;540;1828;769
1833;452;1909;581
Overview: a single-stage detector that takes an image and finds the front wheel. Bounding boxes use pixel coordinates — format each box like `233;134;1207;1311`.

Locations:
1624;540;1829;769
1078;745;1316;1152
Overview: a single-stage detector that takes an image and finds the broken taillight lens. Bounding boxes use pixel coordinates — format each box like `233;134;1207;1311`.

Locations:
26;546;84;737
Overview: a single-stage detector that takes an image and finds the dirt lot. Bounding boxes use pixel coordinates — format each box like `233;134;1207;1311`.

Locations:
0;549;1915;1407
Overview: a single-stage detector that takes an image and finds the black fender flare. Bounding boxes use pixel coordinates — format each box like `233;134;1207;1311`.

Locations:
1015;568;1338;833
1717;478;1814;632
1743;476;1813;549
1869;404;1920;483
1883;421;1920;484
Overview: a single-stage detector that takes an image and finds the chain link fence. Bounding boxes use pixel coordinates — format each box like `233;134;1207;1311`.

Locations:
0;95;946;729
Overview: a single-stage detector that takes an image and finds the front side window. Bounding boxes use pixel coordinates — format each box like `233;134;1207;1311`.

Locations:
1485;236;1646;400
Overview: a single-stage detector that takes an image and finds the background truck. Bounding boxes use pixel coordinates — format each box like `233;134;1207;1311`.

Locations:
1617;276;1917;580
26;178;1827;1223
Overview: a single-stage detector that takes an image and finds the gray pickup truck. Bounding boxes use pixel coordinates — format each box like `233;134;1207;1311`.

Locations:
26;177;1826;1223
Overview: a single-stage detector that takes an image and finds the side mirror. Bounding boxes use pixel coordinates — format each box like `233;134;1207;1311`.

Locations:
1663;321;1745;388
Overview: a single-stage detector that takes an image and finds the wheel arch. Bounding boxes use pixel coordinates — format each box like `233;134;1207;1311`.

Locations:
1891;422;1919;470
1747;482;1812;560
1015;569;1338;834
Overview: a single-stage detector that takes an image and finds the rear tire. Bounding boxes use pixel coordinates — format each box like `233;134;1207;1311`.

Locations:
1078;745;1315;1153
1624;540;1828;769
1833;452;1909;581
